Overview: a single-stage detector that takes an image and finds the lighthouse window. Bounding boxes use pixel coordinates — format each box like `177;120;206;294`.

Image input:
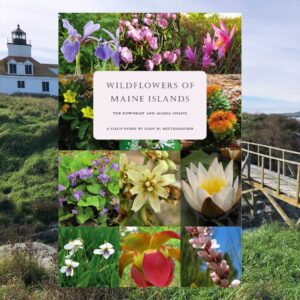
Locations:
42;81;49;92
25;65;32;74
17;81;25;88
9;63;17;74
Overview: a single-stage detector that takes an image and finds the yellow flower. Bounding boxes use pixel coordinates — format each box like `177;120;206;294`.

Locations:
127;164;176;213
81;106;93;119
63;90;77;103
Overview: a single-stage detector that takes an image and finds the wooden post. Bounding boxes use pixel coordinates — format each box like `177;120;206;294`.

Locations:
269;147;272;171
283;151;286;176
277;160;281;195
257;145;260;167
248;153;251;179
261;156;264;188
296;165;300;203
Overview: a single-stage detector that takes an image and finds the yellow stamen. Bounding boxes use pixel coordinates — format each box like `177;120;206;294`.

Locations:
199;177;226;195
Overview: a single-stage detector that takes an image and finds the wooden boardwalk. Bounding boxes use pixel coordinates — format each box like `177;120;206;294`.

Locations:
242;142;300;225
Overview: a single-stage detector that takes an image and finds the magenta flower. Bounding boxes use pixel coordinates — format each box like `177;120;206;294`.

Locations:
120;47;133;63
163;51;177;64
185;46;197;66
152;53;162;65
145;60;154;71
158;18;168;28
212;20;236;59
148;37;158;50
202;33;215;70
175;48;181;57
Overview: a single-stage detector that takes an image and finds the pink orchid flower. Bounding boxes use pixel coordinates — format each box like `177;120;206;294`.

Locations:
212;20;236;59
185;46;197;66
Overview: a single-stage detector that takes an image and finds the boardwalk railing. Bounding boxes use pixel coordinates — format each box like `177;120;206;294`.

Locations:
242;141;300;205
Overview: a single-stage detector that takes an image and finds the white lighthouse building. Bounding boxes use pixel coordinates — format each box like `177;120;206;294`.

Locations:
0;25;58;96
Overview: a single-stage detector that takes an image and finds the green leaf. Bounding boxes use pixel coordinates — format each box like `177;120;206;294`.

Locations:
70;156;83;172
76;270;91;288
78;122;90;140
71;119;80;129
58;213;73;223
108;182;119;195
76;207;93;224
58;169;69;188
61;113;77;121
87;184;102;195
110;271;119;287
78;196;105;210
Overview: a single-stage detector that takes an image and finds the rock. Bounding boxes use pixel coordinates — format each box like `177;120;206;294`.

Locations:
0;242;57;271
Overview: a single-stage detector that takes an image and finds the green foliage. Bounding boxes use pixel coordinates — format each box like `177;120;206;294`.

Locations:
58;13;119;74
58;151;120;226
0;96;57;243
208;90;231;116
242;113;300;152
58;227;119;287
59;75;118;150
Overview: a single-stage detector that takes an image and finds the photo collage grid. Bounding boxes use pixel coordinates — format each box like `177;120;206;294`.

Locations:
58;12;242;288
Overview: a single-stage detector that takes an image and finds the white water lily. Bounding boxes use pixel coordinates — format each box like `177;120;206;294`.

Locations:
127;164;176;213
60;259;79;277
182;157;241;218
93;242;115;259
64;238;83;258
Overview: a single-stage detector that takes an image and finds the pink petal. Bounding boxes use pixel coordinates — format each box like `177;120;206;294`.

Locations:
142;251;173;287
131;265;150;287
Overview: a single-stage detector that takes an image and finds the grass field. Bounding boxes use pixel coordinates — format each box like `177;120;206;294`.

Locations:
0;95;57;243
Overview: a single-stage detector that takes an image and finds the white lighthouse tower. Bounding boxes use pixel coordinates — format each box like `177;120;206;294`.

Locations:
7;24;32;57
0;24;58;96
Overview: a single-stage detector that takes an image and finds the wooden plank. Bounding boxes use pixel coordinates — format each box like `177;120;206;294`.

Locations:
262;191;293;227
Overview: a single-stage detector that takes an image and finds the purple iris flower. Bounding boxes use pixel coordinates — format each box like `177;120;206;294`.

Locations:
71;208;79;215
98;173;110;183
58;184;66;192
73;190;83;201
61;19;100;63
110;163;120;172
58;198;65;207
77;168;93;180
100;208;108;217
94;28;120;66
99;190;107;197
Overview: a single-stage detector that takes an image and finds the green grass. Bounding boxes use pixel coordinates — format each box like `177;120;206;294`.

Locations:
0;95;57;243
58;227;119;288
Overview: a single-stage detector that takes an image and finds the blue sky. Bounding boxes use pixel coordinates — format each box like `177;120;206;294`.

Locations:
0;0;299;113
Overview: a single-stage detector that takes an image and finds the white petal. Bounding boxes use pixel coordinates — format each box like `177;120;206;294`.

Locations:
225;160;234;186
182;180;199;211
109;248;115;255
148;192;161;213
100;243;113;249
94;249;104;255
65;259;72;265
64;243;73;250
213;188;235;212
196;188;211;210
103;252;111;259
60;266;67;273
210;157;219;172
190;163;198;175
71;261;79;268
131;193;147;212
186;167;199;192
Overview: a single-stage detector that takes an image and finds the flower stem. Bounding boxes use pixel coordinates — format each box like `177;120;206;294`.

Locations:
75;51;82;76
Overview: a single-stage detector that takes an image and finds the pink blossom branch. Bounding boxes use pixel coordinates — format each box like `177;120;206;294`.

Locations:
186;226;240;288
